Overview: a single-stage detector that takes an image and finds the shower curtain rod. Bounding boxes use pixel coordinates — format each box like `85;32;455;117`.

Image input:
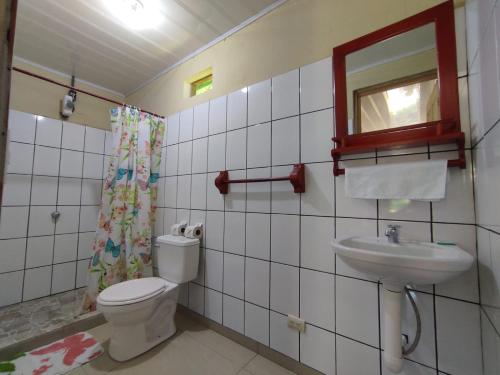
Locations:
10;66;165;119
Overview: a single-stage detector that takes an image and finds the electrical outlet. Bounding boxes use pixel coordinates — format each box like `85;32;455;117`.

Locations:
287;314;305;332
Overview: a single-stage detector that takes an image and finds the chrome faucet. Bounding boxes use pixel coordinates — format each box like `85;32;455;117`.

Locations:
385;224;401;244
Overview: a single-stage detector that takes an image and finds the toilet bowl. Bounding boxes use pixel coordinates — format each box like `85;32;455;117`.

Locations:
96;235;200;361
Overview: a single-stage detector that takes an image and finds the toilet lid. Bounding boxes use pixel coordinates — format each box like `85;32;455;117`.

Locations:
97;277;172;305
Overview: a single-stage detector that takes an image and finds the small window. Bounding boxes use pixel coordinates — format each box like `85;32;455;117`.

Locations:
186;67;213;98
191;74;213;96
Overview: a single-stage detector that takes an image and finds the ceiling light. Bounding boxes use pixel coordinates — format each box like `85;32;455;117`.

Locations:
103;0;163;30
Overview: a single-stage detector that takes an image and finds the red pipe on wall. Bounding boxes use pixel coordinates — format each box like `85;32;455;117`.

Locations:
10;66;165;119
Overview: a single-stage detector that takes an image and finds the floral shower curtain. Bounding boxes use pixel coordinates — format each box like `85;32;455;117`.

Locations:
82;107;165;312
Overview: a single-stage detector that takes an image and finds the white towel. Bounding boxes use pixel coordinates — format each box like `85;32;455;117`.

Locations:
345;159;448;201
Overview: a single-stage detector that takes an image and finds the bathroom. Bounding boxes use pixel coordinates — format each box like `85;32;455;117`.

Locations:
0;0;498;374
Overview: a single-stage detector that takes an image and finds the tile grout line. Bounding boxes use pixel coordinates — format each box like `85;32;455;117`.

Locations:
221;94;228;325
203;105;210;318
75;125;89;292
244;85;249;336
268;79;272;349
296;69;302;364
373;147;383;374
20;116;38;303
50;119;65;295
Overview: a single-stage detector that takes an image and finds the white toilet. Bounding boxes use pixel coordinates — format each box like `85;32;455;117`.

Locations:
96;234;200;361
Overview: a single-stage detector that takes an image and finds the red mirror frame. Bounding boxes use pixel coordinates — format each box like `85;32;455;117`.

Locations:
331;0;465;176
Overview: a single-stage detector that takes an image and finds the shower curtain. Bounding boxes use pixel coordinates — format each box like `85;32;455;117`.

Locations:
82;107;165;312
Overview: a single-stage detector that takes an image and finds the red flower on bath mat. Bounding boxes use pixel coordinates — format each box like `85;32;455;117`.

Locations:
30;333;98;366
33;364;52;375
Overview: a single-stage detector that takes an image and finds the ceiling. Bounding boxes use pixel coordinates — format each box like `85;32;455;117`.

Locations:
13;0;281;95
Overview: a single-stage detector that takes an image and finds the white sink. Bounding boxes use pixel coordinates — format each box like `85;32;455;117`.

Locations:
333;236;473;290
332;236;474;374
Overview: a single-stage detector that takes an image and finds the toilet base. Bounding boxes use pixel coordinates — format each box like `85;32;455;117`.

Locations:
103;288;179;362
108;320;176;362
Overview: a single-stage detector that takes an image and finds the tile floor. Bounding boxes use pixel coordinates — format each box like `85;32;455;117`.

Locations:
68;313;296;375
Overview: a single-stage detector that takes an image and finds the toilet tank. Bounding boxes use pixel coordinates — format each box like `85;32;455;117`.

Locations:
156;235;200;283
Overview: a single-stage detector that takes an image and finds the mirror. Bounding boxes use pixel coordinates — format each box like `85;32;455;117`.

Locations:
332;0;465;176
346;24;439;134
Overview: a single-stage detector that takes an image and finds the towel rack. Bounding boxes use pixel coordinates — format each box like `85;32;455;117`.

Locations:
333;155;465;176
331;131;466;176
215;164;305;194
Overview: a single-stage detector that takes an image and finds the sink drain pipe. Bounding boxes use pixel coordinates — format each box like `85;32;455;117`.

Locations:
403;287;422;355
383;287;422;373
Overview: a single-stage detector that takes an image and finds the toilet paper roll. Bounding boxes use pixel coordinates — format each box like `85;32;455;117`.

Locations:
170;224;181;236
170;221;188;236
184;223;203;239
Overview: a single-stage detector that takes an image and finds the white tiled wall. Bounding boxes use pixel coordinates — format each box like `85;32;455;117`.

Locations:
467;0;500;374
155;8;482;371
0;111;108;306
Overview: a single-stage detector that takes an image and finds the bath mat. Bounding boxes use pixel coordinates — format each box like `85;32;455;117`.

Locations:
0;332;103;375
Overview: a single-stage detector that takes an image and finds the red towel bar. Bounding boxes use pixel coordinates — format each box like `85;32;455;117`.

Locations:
215;164;306;194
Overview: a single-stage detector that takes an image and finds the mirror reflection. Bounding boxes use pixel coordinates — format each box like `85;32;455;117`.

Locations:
346;23;439;135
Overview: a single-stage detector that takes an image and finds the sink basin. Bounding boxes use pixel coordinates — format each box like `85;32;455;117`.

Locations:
333;236;474;374
333;236;474;290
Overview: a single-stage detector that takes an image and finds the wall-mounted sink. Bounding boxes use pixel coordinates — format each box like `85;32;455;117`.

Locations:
332;234;474;374
333;236;473;291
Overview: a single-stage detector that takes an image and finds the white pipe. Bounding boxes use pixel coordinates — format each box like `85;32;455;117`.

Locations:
383;288;403;373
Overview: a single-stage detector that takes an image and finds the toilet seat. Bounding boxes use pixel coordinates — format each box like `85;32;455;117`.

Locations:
97;277;176;306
